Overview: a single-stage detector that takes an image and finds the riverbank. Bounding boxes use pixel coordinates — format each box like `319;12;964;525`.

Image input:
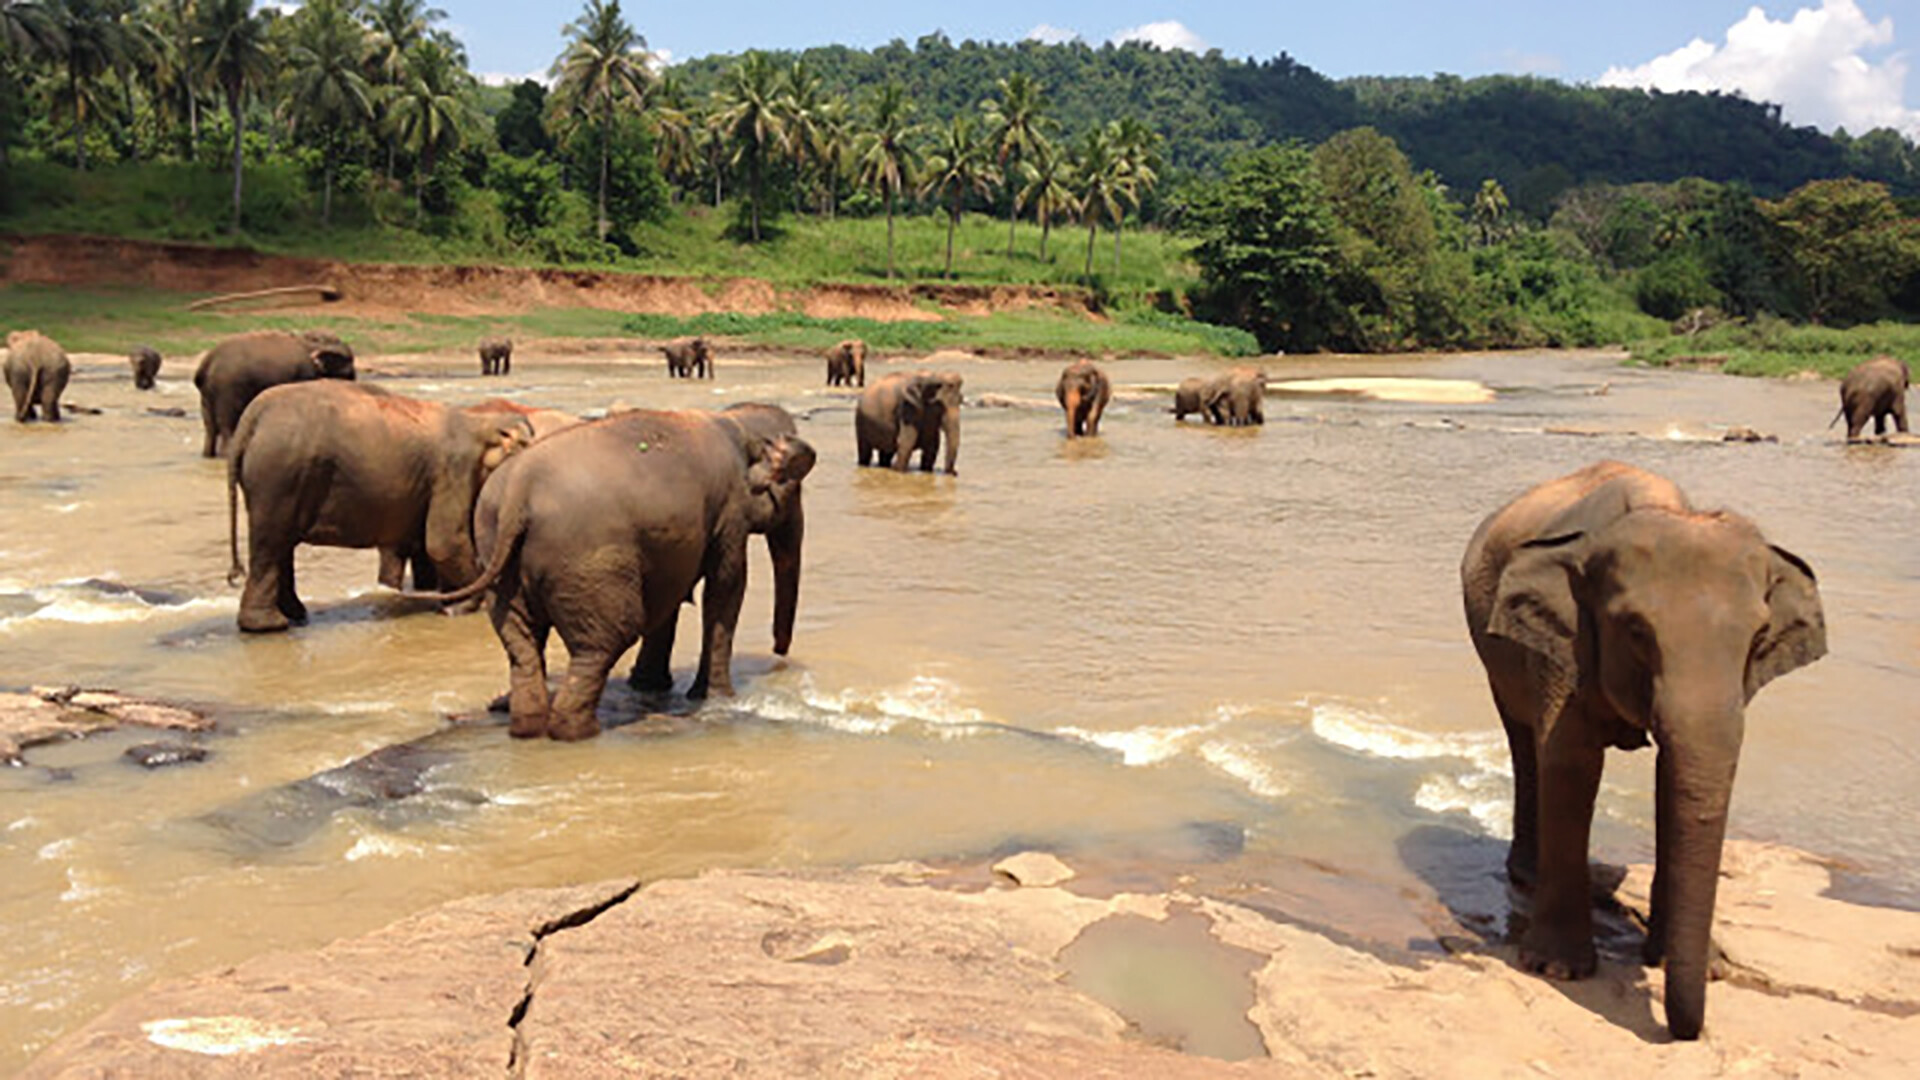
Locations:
24;840;1920;1077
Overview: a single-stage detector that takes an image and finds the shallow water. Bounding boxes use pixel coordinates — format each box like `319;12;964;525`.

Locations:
1;346;1915;1066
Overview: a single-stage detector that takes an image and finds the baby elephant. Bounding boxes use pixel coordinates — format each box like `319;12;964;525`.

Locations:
825;339;867;387
1055;359;1111;437
5;330;72;422
1832;354;1909;441
478;337;513;377
130;344;163;390
662;336;712;379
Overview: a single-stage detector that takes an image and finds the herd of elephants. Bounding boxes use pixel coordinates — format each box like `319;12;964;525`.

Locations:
3;321;1915;1044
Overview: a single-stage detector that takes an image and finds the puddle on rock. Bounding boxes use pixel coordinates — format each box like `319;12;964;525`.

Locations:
1058;906;1267;1061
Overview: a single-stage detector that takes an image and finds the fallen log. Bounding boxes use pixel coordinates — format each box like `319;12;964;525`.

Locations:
187;284;341;311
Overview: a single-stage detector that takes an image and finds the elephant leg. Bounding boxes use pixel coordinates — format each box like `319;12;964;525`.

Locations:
688;552;746;699
411;553;440;592
277;550;307;625
495;594;553;739
1086;399;1106;437
377;547;407;590
918;428;942;472
1521;732;1604;980
893;425;919;472
237;529;292;633
628;613;678;693
1895;396;1911;434
548;647;617;740
1497;696;1541;889
857;432;875;467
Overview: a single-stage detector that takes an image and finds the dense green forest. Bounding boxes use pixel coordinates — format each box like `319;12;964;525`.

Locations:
1;0;1918;356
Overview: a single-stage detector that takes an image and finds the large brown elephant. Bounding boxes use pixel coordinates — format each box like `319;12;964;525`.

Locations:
5;330;71;422
1461;460;1826;1041
662;336;712;379
825;339;868;387
478;337;513;376
195;330;356;457
1832;354;1910;441
419;407;816;740
226;381;531;633
129;345;162;390
855;370;962;474
1204;367;1266;426
1055;359;1111;438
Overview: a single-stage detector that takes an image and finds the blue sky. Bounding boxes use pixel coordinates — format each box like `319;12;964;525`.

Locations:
448;1;1920;137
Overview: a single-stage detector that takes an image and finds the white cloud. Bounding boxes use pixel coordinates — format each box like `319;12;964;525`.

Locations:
477;70;550;88
1599;0;1920;137
1109;20;1207;54
1026;24;1079;46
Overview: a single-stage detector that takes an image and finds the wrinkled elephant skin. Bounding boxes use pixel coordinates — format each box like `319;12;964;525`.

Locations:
1836;355;1910;441
194;330;357;457
5;330;71;423
825;339;868;387
856;370;963;475
1055;360;1112;438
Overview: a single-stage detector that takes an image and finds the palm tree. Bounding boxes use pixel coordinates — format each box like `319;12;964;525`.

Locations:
1108;115;1160;273
1072;124;1123;281
49;0;144;171
280;0;370;225
981;72;1052;258
854;80;919;279
1471;178;1509;247
549;0;649;241
712;49;784;242
383;36;478;217
920;113;997;278
778;58;822;214
139;0;202;159
811;94;851;217
646;72;697;202
363;0;445;177
190;0;270;232
0;0;63;168
1017;141;1073;262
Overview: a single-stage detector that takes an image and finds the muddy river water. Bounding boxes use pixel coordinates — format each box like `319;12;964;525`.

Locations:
0;345;1915;1067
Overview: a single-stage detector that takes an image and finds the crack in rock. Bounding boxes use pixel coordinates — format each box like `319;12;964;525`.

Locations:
507;881;642;1077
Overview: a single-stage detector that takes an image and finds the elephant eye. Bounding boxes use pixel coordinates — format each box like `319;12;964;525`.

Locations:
1623;615;1655;655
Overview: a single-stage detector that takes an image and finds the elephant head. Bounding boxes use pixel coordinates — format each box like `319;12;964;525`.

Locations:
899;371;963;474
298;331;357;380
426;411;534;591
1486;500;1825;1039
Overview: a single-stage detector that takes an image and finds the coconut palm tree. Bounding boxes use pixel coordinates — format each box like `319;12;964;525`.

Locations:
190;0;270;232
1017;140;1073;263
383;35;478;217
362;0;444;178
1073;124;1123;281
49;0;146;171
646;71;697;202
854;80;919;279
549;0;649;241
981;72;1052;258
920;113;997;278
0;0;63;168
1471;178;1510;247
778;58;823;214
712;49;784;242
811;93;851;218
1108;115;1160;274
280;0;371;225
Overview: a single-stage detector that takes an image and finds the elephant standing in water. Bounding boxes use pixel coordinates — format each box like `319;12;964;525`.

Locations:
1205;367;1266;426
478;337;513;376
227;381;531;633
5;330;71;422
418;407;816;740
129;345;162;390
662;336;712;378
825;339;868;386
1462;461;1826;1041
1832;355;1909;441
856;370;962;474
195;330;356;457
1055;359;1111;438
1173;376;1209;422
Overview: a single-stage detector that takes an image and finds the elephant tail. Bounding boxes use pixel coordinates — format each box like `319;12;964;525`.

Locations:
404;490;526;607
1827;405;1845;430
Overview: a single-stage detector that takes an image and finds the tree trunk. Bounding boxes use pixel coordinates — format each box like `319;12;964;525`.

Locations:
228;86;244;234
1085;216;1098;280
71;69;86;172
1113;211;1123;273
597;118;610;242
1040;212;1051;261
1007;198;1016;258
322;158;334;227
885;190;897;280
945;195;958;278
749;153;762;242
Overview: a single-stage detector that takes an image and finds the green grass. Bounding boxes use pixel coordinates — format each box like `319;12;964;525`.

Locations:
1629;318;1920;378
622;308;1260;357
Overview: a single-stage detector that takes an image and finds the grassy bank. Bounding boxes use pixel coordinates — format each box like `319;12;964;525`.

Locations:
1629;319;1920;378
0;283;1254;359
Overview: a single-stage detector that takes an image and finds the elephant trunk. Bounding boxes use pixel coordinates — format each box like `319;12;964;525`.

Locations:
767;498;804;655
1653;700;1744;1042
942;409;960;475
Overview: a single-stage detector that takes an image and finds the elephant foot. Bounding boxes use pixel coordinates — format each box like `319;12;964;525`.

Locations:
1519;930;1598;981
508;714;548;739
487;691;511;713
237;607;291;634
547;714;601;741
627;668;675;694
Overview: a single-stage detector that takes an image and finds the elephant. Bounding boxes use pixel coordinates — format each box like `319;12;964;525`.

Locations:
1461;460;1826;1041
1831;354;1910;441
478;337;513;377
417;406;817;740
129;344;162;390
825;339;868;387
194;329;356;457
226;380;531;633
855;370;962;475
5;330;71;423
1172;376;1209;422
1056;360;1112;438
662;336;712;379
1204;367;1266;426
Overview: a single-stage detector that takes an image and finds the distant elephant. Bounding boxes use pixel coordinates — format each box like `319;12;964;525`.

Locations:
1204;367;1266;426
129;344;163;390
856;370;962;475
5;330;71;422
1056;359;1111;437
1172;376;1209;421
825;339;868;387
478;337;513;376
1462;460;1826;1041
1832;354;1909;441
662;336;712;379
419;407;816;740
226;381;531;633
194;329;356;457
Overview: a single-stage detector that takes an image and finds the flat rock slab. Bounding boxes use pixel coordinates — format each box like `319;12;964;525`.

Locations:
1268;377;1497;404
24;843;1920;1078
0;687;210;765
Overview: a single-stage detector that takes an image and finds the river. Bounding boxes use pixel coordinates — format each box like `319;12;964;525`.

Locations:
0;345;1914;1068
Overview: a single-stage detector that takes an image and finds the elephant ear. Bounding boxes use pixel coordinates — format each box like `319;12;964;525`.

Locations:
900;375;927;414
1487;532;1587;722
1747;545;1827;700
